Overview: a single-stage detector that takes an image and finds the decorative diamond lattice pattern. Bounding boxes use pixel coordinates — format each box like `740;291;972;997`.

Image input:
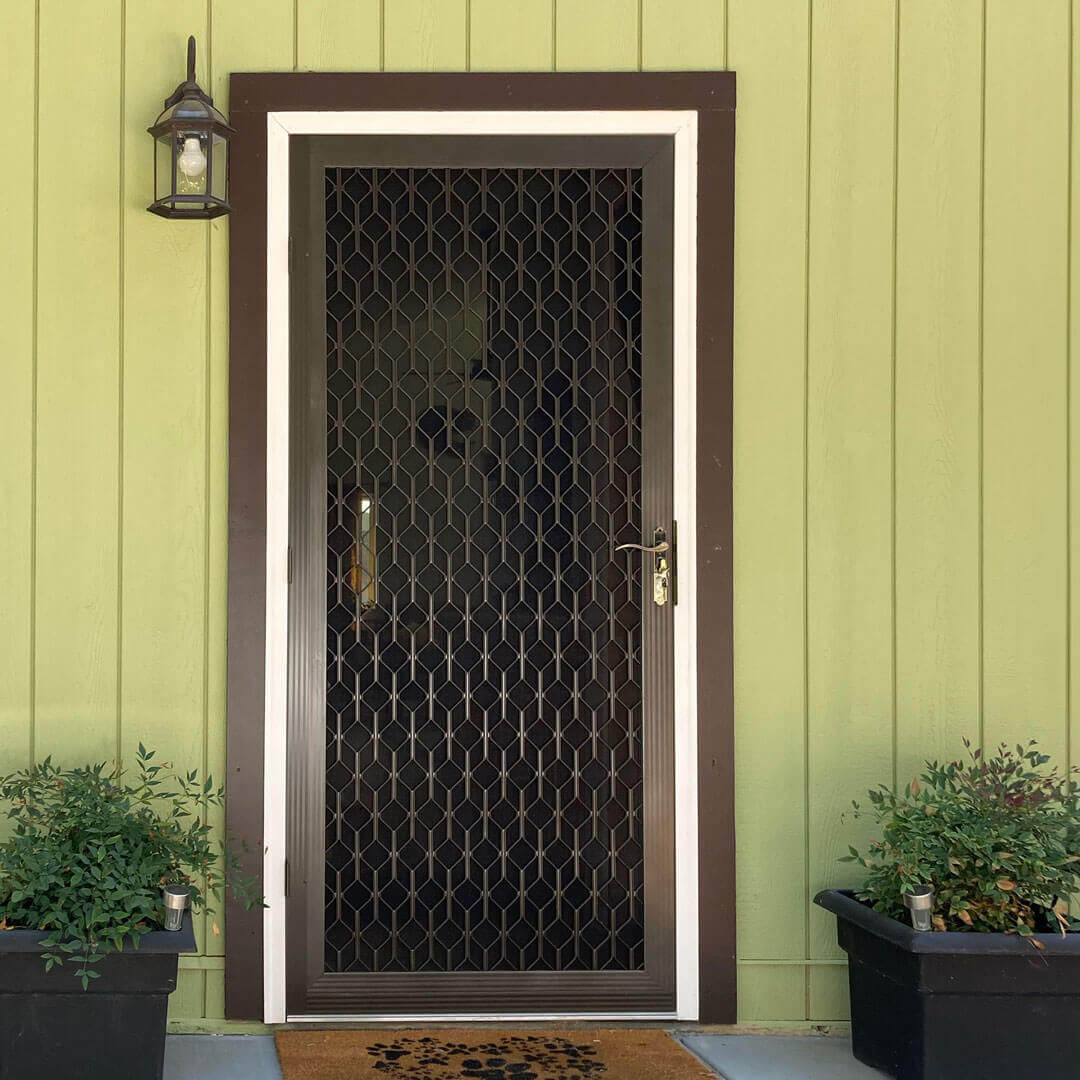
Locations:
324;166;644;973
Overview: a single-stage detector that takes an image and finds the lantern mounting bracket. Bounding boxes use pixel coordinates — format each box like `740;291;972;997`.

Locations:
163;36;215;110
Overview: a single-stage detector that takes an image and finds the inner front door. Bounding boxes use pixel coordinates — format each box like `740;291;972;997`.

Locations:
287;135;676;1016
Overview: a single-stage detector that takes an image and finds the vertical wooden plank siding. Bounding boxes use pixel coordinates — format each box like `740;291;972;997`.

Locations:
0;0;36;776
204;963;227;1019
168;968;207;1023
1072;0;1080;782
296;0;382;71
805;0;897;962
555;0;639;70
893;1;982;781
34;0;122;766
383;0;468;71
121;0;212;960
982;0;1070;758
642;0;726;69
736;965;806;1024
806;963;849;1023
6;0;1080;1027
469;0;554;70
724;0;808;1018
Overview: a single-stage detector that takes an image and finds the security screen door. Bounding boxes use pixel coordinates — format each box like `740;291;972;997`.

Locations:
286;135;676;1016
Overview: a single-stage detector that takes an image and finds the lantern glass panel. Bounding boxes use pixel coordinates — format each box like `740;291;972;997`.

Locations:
155;134;174;202
211;133;228;203
175;130;209;197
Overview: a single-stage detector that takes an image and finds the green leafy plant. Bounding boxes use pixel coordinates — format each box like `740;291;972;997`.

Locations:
842;740;1080;939
0;745;262;987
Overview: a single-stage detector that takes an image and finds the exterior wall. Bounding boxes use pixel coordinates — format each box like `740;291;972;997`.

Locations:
0;0;1074;1026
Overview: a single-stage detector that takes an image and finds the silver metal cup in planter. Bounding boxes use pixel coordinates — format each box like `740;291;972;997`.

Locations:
162;885;191;931
903;884;935;931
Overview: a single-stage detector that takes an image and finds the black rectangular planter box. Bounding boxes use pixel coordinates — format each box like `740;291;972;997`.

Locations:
0;914;196;1080
815;888;1080;1080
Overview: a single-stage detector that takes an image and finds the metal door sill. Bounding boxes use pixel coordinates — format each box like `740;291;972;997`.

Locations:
284;1012;682;1024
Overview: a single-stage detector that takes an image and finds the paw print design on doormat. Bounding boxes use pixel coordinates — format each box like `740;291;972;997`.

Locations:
365;1034;606;1080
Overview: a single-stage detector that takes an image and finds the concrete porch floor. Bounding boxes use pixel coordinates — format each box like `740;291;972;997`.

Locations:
163;1032;889;1079
679;1034;888;1079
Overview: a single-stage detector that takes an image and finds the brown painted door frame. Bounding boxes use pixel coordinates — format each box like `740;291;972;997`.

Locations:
226;71;735;1022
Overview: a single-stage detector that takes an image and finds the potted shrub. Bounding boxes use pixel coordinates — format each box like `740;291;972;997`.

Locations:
0;745;260;1080
816;740;1080;1080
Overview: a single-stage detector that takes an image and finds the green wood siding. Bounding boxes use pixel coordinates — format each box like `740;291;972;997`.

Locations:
0;0;1075;1025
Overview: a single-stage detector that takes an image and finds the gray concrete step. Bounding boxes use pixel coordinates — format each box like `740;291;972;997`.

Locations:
164;1035;283;1080
679;1034;889;1080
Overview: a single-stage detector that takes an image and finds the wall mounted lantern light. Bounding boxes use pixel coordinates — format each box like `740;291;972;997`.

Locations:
147;36;232;219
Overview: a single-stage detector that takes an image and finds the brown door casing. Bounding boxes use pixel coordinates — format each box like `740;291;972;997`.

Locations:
226;72;735;1022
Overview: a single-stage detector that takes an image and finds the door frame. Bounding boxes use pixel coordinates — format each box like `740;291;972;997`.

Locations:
226;72;735;1026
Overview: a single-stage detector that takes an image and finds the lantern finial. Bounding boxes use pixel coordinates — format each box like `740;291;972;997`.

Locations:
186;36;196;85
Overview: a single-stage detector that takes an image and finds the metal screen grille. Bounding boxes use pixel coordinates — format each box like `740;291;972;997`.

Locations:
324;166;644;974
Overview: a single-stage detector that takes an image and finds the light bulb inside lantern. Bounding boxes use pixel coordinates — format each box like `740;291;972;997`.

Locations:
175;136;208;197
178;137;207;178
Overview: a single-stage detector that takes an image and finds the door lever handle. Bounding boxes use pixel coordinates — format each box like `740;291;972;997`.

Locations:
616;526;675;607
615;540;670;554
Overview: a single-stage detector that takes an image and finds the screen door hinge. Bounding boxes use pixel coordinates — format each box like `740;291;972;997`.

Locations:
284;857;290;898
288;235;294;273
287;545;294;585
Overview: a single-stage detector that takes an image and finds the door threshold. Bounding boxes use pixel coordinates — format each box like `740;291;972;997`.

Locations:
285;1013;682;1024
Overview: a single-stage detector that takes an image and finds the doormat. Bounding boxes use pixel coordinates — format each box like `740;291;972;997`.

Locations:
274;1029;714;1080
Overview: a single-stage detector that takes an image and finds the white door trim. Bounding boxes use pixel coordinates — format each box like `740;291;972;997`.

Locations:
264;109;699;1024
